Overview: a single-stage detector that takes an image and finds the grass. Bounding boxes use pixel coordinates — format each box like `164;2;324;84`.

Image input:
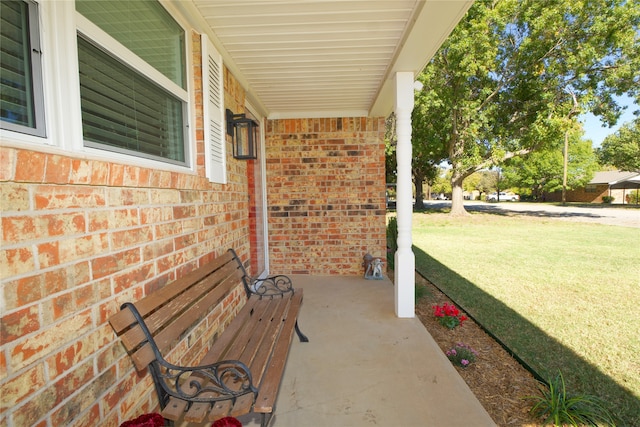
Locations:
407;211;640;427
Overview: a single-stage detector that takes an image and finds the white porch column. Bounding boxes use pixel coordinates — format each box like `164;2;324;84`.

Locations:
394;72;416;318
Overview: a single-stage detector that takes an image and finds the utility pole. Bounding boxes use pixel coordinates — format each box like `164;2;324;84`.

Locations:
562;89;580;206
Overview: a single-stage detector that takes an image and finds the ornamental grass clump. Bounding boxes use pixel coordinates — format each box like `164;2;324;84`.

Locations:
446;343;477;368
528;371;617;426
432;302;468;329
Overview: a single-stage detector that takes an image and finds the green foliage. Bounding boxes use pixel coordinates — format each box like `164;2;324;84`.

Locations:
502;135;599;198
386;216;398;253
446;343;478;368
413;0;640;214
602;195;615;203
598;118;640;172
528;372;617;427
415;283;428;301
386;216;398;269
626;190;640;205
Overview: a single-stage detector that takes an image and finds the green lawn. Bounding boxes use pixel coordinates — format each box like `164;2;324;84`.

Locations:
408;211;640;427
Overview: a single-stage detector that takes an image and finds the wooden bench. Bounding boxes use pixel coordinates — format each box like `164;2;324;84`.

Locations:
109;249;308;426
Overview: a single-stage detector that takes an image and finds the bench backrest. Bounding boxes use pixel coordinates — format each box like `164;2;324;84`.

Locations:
109;249;247;371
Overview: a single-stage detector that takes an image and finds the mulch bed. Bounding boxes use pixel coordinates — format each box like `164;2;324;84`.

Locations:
413;272;543;426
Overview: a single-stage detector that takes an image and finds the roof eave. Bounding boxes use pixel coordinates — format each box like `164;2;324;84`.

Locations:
369;0;474;117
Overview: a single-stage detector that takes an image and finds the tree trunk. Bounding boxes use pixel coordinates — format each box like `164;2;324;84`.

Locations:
414;173;425;210
450;169;469;216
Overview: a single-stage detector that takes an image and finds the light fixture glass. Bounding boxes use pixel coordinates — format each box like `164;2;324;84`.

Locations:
227;109;258;160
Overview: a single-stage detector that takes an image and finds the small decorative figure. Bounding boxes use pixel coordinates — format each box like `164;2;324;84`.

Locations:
364;254;384;280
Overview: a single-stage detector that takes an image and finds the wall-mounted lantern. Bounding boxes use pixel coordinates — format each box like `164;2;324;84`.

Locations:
226;109;259;160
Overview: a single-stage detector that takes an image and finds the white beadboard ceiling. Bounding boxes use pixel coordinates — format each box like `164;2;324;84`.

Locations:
190;0;473;118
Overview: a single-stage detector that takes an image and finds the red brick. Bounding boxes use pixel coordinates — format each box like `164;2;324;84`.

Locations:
0;146;16;181
1;306;40;344
37;241;60;268
58;233;109;264
44;154;72;184
69;159;92;184
0;246;34;279
67;403;101;427
0;351;7;381
0;363;46;411
110;226;153;251
91;248;141;279
113;264;154;293
0;182;30;211
14;150;46;182
34;185;106;210
109;163;125;186
4;274;44;310
1;215;36;244
10;309;92;371
91;161;109;185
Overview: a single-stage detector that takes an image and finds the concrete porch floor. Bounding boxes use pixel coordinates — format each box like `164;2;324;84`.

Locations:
238;275;496;427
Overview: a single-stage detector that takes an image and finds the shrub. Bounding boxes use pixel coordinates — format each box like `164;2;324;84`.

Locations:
415;283;428;301
602;195;615;203
528;371;617;426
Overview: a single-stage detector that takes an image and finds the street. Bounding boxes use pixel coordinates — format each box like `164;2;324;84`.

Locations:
424;200;640;228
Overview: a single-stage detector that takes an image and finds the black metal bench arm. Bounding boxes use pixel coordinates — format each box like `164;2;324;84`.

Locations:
248;274;294;298
229;249;295;299
121;302;258;409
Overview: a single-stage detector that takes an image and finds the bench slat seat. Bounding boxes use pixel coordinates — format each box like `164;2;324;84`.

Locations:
109;249;307;427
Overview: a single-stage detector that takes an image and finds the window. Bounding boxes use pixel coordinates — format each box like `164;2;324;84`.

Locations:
76;0;188;165
1;0;46;137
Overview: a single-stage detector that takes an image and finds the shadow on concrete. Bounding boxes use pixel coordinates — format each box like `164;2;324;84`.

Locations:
412;245;640;427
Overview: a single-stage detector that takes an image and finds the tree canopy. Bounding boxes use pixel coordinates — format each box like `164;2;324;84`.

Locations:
412;0;640;215
597;118;640;172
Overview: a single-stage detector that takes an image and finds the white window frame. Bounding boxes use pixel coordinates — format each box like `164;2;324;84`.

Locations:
1;0;198;174
75;5;191;167
0;0;46;137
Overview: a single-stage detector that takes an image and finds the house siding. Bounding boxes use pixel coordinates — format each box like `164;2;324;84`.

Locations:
265;117;387;275
0;32;251;426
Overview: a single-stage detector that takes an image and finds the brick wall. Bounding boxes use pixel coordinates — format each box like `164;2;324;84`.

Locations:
0;33;252;426
265;117;387;275
545;184;607;203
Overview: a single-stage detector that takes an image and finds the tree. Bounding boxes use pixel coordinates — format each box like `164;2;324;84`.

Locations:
411;91;449;208
503;133;599;199
415;0;640;215
598;118;640;172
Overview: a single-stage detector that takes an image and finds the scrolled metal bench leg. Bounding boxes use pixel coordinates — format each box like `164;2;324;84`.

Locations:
295;320;309;342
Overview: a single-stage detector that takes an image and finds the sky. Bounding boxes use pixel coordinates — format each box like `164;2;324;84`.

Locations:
579;94;638;147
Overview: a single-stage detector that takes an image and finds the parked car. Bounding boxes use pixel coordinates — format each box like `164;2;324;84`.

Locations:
487;192;519;202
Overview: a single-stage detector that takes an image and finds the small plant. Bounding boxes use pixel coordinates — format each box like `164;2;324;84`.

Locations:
446;343;477;368
528;371;617;426
602;195;615;204
432;302;468;329
415;283;428;301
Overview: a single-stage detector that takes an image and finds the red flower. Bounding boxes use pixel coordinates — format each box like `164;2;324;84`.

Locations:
120;413;164;427
432;303;467;329
212;417;243;427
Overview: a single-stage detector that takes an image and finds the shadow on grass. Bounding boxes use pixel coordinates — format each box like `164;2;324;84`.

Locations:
413;245;640;427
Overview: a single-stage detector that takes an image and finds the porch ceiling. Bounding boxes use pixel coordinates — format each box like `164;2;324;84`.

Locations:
189;0;473;119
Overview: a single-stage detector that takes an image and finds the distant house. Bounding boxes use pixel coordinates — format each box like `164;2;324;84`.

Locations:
547;171;640;204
